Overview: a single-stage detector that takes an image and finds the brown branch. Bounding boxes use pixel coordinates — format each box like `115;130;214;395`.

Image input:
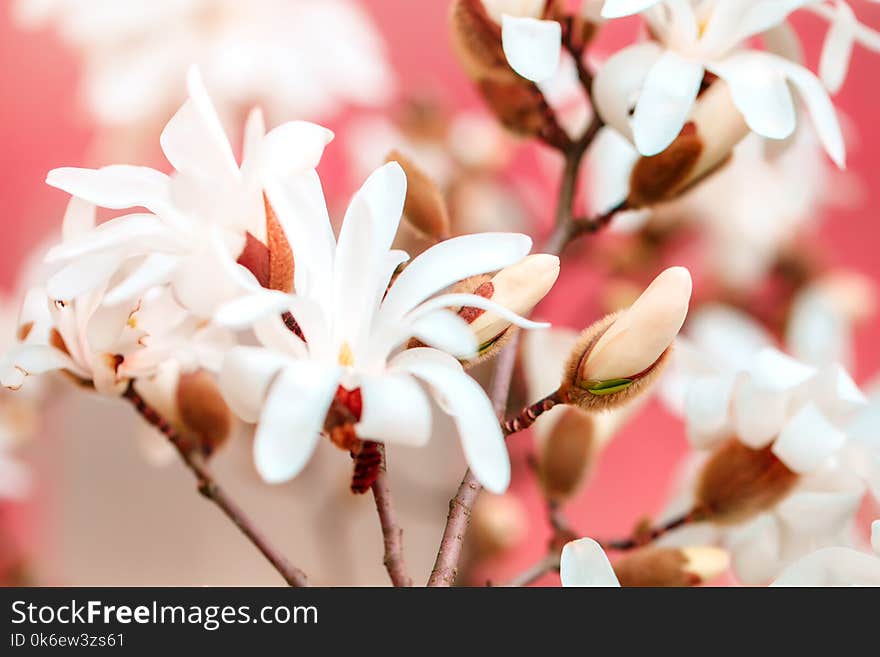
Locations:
370;445;412;587
122;383;309;587
502;389;564;436
427;333;521;587
504;553;559;587
599;511;698;551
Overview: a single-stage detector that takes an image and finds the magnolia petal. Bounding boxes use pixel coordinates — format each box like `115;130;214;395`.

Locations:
219;346;289;424
592;42;664;142
242;107;266;163
776;485;863;536
46;251;123;301
683;373;737;447
772;403;847;474
709;54;796;140
44;214;174;263
248;121;334;180
560;538;621;587
388;346;465;374
61;196;96;242
160;66;239;182
254;362;341;484
103;253;182;306
4;345;73;382
252;316;310;360
214;290;292;329
771;547;880;586
381;233;533;321
401;358;510;493
356;373;432;446
600;0;661;19
501;16;561;83
46;165;173;216
409;310;479;359
733;380;790;448
632;51;704;156
819;0;857;93
746;348;815;393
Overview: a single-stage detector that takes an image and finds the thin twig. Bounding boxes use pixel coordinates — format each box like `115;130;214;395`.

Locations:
600;511;697;551
427;334;521;587
502;389;564;436
123;383;309;587
371;445;412;587
504;553;560;587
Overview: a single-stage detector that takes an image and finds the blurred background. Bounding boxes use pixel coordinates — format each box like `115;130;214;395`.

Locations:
1;0;878;586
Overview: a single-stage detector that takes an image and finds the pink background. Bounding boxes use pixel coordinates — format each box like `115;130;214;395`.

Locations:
1;1;879;584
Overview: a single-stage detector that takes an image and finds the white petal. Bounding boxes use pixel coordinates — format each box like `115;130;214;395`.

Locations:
747;348;815;393
632;51;704;156
560;538;621;587
242;107;266;163
356;373;432;446
380;233;532;321
400;358;510;493
4;345;73;382
709;54;796;140
252;316;309;360
501;16;561;83
254;362;341;483
61;196;96;241
160;66;238;182
776;485;863;536
772;403;846;474
733;381;790;448
246;121;334;180
409;310;479;359
771;547;880;586
769;55;846;168
219;346;289;424
214;290;292;329
819;0;857;93
46;165;173;216
592;42;663;142
102;253;181;306
600;0;661;19
44;214;174;263
683;373;736;446
46;251;123;301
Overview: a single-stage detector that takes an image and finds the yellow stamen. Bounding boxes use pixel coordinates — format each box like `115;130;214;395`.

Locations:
338;342;354;367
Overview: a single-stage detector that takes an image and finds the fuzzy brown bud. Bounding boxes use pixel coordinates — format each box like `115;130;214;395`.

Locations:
537;407;595;502
614;546;730;587
386;149;451;240
176;370;233;458
695;438;800;525
470;492;529;558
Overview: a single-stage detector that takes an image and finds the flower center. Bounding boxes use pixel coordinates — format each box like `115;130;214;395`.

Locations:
337;342;355;367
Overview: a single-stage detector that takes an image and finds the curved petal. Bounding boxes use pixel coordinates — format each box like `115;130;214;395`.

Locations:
819;0;857;93
254;362;341;484
160;66;239;182
560;538;621;587
771;403;846;474
245;121;334;181
219;346;289;423
592;42;663;142
771;547;880;586
3;345;75;384
501;16;561;83
242;107;266;163
709;54;796;140
399;358;510;493
103;253;182;306
252;315;310;360
601;0;661;19
61;196;96;242
46;251;124;301
214;290;293;329
356;373;432;446
46;165;173;216
408;310;479;359
380;233;532;322
44;214;176;263
632;50;704;156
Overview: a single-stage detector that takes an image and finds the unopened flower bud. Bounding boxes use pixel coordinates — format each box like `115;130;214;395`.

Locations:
537;407;594;502
236;195;294;292
614;546;730;587
695;438;799;525
458;254;560;366
470;492;529;558
386;149;451;240
627;81;749;208
562;266;691;411
450;0;570;148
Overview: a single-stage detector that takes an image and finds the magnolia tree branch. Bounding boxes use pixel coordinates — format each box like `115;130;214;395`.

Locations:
503;553;560;587
122;383;309;587
371;446;412;587
600;511;698;551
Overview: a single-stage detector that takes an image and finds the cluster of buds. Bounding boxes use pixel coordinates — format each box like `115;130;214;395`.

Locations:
560;266;692;411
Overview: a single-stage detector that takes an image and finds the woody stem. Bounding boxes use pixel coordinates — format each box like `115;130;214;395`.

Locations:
502;389;565;436
599;511;698;551
122;383;309;587
370;445;412;587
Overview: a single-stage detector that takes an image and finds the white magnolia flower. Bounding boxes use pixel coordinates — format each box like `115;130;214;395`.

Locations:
44;67;332;318
12;0;394;127
560;537;622;586
593;0;846;166
215;162;549;491
771;520;880;586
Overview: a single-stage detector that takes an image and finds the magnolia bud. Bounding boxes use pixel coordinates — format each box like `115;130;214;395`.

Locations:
176;370;233;458
386;149;451;240
562;266;692;411
537;407;594;502
614;546;730;587
695;438;799;525
628;81;750;208
470;492;529;558
236;195;295;292
450;0;569;148
459;254;560;366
